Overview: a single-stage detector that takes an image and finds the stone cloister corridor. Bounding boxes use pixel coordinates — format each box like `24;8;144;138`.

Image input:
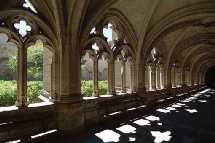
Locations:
68;89;215;143
0;0;215;143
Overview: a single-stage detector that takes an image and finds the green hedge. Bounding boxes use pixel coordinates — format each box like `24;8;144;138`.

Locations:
0;80;17;106
0;80;108;106
0;80;43;107
27;81;43;103
81;80;108;97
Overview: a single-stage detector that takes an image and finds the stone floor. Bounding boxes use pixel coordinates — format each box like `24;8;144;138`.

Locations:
53;88;215;143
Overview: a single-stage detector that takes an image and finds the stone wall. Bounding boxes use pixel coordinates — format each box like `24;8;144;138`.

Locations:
0;42;17;80
43;47;53;93
81;55;108;81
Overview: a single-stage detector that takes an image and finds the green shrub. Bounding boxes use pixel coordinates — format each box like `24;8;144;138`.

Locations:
0;80;17;106
81;80;108;97
81;80;93;97
0;80;43;107
27;81;43;103
98;80;108;95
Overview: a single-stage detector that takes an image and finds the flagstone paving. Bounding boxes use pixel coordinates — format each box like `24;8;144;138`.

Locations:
54;89;215;143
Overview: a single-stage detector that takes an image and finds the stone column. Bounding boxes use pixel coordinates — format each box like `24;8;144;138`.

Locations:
107;61;111;94
16;47;28;108
195;72;197;85
145;66;149;91
160;67;162;89
50;53;59;102
93;59;99;97
57;41;84;136
151;66;156;90
149;67;152;90
198;72;202;84
182;69;186;86
111;61;116;95
175;69;178;87
107;61;115;95
166;67;172;89
196;72;199;85
178;70;181;86
172;69;176;88
187;71;190;86
130;64;133;93
156;66;161;89
162;67;165;89
121;60;126;93
191;72;194;86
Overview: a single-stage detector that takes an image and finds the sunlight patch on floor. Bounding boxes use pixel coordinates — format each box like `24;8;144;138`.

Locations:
198;100;207;102
176;103;186;106
165;107;176;111
116;124;136;134
133;119;151;126
151;131;171;143
145;115;160;121
95;130;120;142
156;108;171;113
185;109;198;113
171;104;181;108
129;137;136;142
205;95;210;97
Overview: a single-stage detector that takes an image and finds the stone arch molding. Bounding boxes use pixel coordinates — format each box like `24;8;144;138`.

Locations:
80;9;137;55
0;9;57;46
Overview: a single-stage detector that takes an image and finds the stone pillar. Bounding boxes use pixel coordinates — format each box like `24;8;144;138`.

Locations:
107;61;111;94
166;67;172;89
162;67;165;88
145;66;149;91
121;60;126;93
50;53;59;102
196;72;199;85
171;69;176;88
16;47;28;108
130;64;134;93
177;70;181;86
175;69;178;87
108;61;115;95
111;61;116;95
195;72;197;85
151;66;156;90
160;67;163;89
182;69;188;86
198;72;202;84
57;41;84;136
93;59;99;97
202;72;205;83
149;67;152;90
187;71;190;86
156;66;161;89
191;72;194;86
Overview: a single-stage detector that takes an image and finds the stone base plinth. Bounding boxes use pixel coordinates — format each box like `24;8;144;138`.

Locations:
57;101;84;136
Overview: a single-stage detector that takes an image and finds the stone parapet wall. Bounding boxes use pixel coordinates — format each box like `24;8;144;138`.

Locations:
0;85;206;142
0;104;56;142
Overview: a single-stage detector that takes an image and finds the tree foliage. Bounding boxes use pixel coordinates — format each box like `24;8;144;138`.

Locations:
8;45;43;79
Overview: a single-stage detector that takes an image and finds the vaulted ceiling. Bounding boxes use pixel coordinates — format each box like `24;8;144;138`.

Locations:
0;0;214;74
